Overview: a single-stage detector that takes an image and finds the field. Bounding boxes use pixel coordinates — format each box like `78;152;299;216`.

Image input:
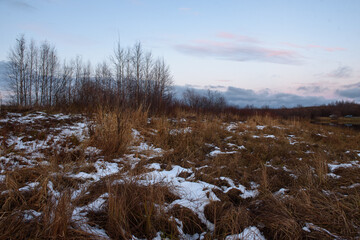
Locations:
314;117;360;126
0;109;359;239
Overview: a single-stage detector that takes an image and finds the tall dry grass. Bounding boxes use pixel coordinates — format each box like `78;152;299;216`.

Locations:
87;180;180;239
89;107;148;157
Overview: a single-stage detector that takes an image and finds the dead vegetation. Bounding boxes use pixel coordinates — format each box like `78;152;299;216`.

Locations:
0;109;359;239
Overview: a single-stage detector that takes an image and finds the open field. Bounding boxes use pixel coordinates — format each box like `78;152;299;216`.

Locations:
0;109;359;239
314;117;360;126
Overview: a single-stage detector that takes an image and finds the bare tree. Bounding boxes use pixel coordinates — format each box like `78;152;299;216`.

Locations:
48;46;58;105
111;40;125;105
39;41;50;105
132;42;143;106
8;35;27;106
26;39;38;106
54;59;73;105
7;35;173;111
74;55;83;102
143;51;153;105
183;88;227;112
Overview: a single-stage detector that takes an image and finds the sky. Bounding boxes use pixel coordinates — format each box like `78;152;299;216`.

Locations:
0;0;359;107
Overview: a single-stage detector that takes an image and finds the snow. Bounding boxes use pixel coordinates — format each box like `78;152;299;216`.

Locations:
225;226;266;240
274;188;289;198
341;183;360;189
288;135;297;145
208;149;237;157
58;122;88;141
302;223;342;239
23;209;42;221
264;134;276;139
72;193;110;239
52;113;71;120
141;165;220;231
169;127;192;135
302;225;311;232
146;163;162;170
327;173;341;179
71;171;95;180
227;143;246;150
328;161;360;172
132;128;142;140
2;111;359;239
219;177;259;199
2;112;89;172
19;182;39;192
256;126;266;130
130;142;164;158
70;159;121;181
47;181;61;200
85;146;102;155
226;122;238;132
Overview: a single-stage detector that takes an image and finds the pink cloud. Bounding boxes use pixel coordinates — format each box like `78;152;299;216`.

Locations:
264;49;296;57
216;32;259;43
175;40;301;64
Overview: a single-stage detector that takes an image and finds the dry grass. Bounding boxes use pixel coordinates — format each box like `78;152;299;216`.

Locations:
89;108;133;157
1;109;360;239
0;169;93;239
87;180;180;239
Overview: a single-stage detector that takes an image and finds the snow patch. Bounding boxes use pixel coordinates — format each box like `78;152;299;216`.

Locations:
220;177;259;199
328;161;360;172
23;209;42;221
225;226;266;240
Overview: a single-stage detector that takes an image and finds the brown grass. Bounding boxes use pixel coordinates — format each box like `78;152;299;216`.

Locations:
87;180;180;239
1;109;360;239
89;108;133;157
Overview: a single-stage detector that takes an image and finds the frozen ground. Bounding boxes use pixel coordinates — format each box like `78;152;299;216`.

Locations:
0;111;359;239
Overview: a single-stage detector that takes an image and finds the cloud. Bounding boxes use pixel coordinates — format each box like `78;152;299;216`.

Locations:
341;82;360;89
216;32;259;43
175;40;301;64
0;0;36;10
335;82;360;99
336;88;360;99
174;85;332;108
224;86;329;107
175;32;303;64
283;42;346;52
297;85;329;94
327;66;352;78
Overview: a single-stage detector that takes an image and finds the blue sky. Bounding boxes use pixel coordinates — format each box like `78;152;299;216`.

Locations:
0;0;359;107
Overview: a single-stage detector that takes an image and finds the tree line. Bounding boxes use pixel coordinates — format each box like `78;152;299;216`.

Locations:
6;35;173;112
